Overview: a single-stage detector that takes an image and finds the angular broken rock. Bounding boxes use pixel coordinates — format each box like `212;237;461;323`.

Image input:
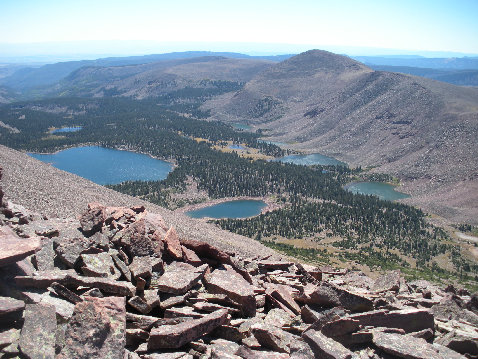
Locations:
15;272;135;296
128;296;153;314
180;239;232;265
0;296;25;318
0;225;40;267
19;303;57;359
264;283;301;315
113;219;163;258
79;202;106;236
55;237;95;268
372;270;401;293
164;226;183;260
129;256;153;279
373;331;453;359
297;281;373;312
205;268;256;317
50;282;83;304
32;237;55;271
302;329;354;359
182;246;202;266
253;324;296;353
58;296;126;359
157;262;208;295
148;309;228;349
81;252;121;279
320;308;435;338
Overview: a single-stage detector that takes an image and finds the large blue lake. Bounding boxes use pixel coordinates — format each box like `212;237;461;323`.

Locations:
186;200;266;219
274;153;347;167
344;182;410;201
29;146;173;185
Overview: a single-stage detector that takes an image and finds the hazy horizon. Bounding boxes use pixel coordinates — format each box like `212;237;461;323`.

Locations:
1;0;478;63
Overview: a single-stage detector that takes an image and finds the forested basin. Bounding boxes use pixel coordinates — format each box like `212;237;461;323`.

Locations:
29;146;173;185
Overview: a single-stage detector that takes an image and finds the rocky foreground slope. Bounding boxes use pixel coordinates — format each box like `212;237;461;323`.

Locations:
1;169;477;358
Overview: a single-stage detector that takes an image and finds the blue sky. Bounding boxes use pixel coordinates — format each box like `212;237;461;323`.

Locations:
1;0;477;56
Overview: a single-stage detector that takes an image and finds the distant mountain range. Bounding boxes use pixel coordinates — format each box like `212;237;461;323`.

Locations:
0;52;293;91
0;49;477;222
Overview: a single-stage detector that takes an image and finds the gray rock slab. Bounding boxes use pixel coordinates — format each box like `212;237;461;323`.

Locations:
157;262;208;294
148;309;228;349
19;303;56;359
205;268;256;317
0;226;40;267
57;296;126;359
302;329;353;359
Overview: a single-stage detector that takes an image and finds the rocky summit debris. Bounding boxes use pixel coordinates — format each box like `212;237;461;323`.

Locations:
0;167;477;358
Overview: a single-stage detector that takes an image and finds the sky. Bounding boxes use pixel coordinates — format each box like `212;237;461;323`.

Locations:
1;0;478;59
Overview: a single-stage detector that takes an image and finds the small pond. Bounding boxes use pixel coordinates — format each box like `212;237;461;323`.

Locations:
51;127;83;133
186;200;267;219
232;123;252;131
274;153;347;167
29;146;173;185
229;144;245;150
344;182;410;201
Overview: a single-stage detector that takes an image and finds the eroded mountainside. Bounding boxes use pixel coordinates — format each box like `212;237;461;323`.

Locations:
204;50;478;223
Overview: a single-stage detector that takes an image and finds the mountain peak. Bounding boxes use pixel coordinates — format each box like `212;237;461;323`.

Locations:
278;49;370;74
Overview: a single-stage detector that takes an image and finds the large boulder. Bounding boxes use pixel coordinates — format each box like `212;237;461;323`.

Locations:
58;296;126;359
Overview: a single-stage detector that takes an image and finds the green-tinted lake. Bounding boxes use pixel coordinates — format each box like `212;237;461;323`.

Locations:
344;182;410;201
232;123;252;131
29;146;173;185
51;126;82;133
186;200;266;219
274;153;347;166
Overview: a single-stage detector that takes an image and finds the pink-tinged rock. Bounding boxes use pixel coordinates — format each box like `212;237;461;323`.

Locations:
297;281;373;312
111;253;132;281
0;296;25;317
15;272;135;296
79;202;106;235
113;219;163;258
258;260;294;271
302;329;354;359
265;283;301;315
321;308;434;337
126;312;163;330
157;262;208;294
164;226;183;260
182;246;202;266
253;324;296;353
164;306;206;319
58;296;126;359
180;239;232;265
148;309;228;349
205;268;256;317
373;331;454;359
371;270;401;293
55;237;96;268
0;328;20;350
0;225;40;267
129;256;153;279
81;252;121;279
19;303;57;359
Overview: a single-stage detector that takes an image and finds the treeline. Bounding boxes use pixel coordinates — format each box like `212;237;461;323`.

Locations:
217;197;449;267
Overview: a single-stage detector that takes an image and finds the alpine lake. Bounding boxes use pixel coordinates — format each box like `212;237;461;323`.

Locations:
29;146;409;220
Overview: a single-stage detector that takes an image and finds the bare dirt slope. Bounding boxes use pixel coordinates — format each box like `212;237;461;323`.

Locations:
205;50;478;223
0;144;279;258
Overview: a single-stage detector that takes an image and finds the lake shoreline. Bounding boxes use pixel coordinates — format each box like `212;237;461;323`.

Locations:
175;195;283;217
